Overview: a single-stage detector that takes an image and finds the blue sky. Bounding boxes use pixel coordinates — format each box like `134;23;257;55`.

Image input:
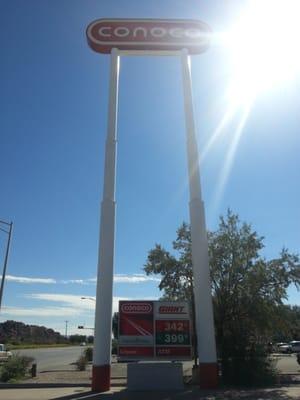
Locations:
0;0;299;335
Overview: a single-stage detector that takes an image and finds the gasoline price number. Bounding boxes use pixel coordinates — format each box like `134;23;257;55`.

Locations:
155;320;190;346
164;321;186;332
164;333;187;344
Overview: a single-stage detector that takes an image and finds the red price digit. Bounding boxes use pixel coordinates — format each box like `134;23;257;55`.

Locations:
177;322;183;331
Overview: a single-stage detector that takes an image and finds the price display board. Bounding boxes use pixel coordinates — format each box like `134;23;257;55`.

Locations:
154;302;191;359
155;320;190;345
118;300;191;361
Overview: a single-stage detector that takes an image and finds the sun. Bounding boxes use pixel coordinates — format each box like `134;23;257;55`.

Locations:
205;1;300;211
225;0;300;105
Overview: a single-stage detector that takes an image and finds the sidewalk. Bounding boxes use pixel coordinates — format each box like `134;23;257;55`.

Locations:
1;384;300;400
1;360;299;399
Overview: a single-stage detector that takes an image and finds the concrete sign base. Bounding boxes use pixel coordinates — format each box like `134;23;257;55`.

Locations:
128;362;184;391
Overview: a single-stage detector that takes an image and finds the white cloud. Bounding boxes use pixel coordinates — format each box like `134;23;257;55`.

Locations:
113;274;160;283
25;293;95;310
1;295;130;319
2;273;159;285
26;293;130;314
3;294;158;316
0;294;159;334
1;294;96;319
61;279;89;285
65;274;160;284
2;275;56;284
1;306;79;317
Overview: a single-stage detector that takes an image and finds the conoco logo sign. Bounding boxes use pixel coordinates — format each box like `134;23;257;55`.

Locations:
86;19;211;54
121;302;152;314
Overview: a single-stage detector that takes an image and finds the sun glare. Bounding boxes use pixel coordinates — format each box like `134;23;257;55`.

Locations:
226;0;300;104
205;1;300;212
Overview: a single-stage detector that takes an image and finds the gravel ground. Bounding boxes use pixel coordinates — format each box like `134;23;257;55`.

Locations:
20;363;127;386
23;368;92;384
19;361;300;385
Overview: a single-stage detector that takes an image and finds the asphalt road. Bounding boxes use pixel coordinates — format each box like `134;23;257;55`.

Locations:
274;354;300;374
13;347;300;375
13;346;85;372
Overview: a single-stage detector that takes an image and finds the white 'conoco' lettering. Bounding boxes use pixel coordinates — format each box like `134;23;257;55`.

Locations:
115;27;130;37
185;28;202;38
133;27;147;38
98;27;111;37
97;25;202;41
121;303;152;313
169;28;184;38
150;27;167;37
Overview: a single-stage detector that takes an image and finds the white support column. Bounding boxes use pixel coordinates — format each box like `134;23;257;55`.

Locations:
92;48;119;393
180;49;218;389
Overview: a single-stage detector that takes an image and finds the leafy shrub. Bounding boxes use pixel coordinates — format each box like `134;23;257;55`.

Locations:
112;339;118;355
0;355;33;382
221;343;277;386
75;354;88;371
84;347;93;362
82;343;116;361
222;355;277;386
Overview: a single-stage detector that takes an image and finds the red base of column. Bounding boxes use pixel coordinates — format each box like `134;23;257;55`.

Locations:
92;364;111;392
199;363;218;389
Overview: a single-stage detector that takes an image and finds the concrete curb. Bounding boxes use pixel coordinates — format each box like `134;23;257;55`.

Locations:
0;381;127;389
272;353;294;357
1;375;298;390
0;383;91;389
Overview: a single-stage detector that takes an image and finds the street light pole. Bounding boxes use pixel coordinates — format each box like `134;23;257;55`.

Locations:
0;220;13;312
81;297;96;302
78;325;95;331
65;320;69;338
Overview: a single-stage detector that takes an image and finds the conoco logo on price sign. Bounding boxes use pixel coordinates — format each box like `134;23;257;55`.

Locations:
86;19;211;54
121;302;152;314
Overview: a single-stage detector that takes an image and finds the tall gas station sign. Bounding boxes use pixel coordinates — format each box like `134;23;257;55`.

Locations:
86;18;217;392
87;19;211;53
118;301;192;360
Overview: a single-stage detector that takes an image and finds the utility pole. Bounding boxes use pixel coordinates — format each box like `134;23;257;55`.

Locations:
65;320;69;338
0;220;13;312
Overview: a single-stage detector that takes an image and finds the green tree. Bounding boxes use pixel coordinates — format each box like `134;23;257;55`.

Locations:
273;305;300;342
143;210;300;385
112;312;119;339
208;213;299;351
87;335;94;344
69;334;86;344
144;222;198;362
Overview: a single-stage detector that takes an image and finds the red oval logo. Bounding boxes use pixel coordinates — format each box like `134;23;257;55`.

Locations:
121;302;152;314
86;19;211;54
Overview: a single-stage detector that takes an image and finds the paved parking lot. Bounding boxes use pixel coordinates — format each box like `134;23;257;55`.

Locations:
272;354;300;374
1;385;300;400
1;350;299;399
